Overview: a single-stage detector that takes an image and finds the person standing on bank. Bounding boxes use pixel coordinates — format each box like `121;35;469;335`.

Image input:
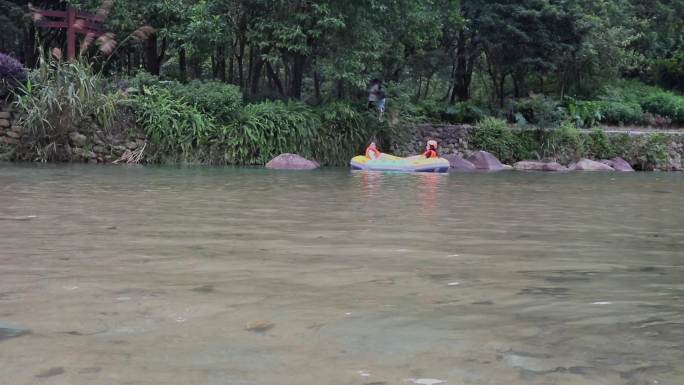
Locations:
368;79;386;122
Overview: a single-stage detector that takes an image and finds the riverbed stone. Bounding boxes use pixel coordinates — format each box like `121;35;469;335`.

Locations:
0;111;11;119
10;125;24;134
266;153;319;170
92;145;105;153
69;132;87;147
467;151;507;171
514;160;568;172
126;141;138;150
445;154;476;171
571;159;615;171
0;119;10;128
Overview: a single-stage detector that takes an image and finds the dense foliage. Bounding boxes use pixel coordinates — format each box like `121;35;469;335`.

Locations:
0;52;26;98
471;118;676;170
2;0;683;167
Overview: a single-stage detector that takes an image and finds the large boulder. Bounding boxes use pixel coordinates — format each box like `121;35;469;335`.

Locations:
514;160;568;172
608;157;634;172
466;151;507;171
571;159;615;171
444;154;476;171
266;153;319;170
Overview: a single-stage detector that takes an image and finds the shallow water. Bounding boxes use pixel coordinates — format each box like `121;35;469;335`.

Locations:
1;164;683;385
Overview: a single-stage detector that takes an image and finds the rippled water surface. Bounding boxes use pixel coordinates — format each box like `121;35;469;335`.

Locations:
1;164;683;385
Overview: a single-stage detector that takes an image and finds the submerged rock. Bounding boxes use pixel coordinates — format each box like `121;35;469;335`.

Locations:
514;161;568;172
245;320;275;333
266;153;319;170
571;159;615;171
444;154;476;171
466;151;507;171
0;321;31;342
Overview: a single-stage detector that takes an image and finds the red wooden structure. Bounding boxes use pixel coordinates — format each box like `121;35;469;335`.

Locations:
33;8;106;61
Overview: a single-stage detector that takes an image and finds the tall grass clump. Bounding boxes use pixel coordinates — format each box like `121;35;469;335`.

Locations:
471;117;523;163
131;85;217;162
12;56;119;161
166;80;243;123
314;102;378;165
224;101;319;165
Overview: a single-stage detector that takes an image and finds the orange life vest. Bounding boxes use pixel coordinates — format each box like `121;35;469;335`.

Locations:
424;148;438;158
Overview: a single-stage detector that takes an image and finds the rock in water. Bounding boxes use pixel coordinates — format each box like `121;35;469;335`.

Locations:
514;161;568;172
466;151;507;171
0;321;31;342
572;159;615;171
610;157;635;172
266;153;319;170
444;154;476;171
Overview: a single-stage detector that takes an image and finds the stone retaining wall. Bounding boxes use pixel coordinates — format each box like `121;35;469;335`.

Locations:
0;104;23;148
394;123;684;170
395;124;475;157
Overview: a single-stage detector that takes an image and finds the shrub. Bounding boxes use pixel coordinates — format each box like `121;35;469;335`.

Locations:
566;100;603;128
224;101;319;165
13;58;119;161
314;102;378;165
541;122;585;163
652;53;684;93
166;80;243;123
0;52;26;99
596;100;643;125
641;90;684;125
585;128;614;159
630;133;672;170
471;117;522;162
131;85;217;162
512;95;564;127
442;102;486;124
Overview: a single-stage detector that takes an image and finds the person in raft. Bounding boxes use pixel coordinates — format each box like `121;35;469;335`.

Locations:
365;142;382;160
424;140;439;158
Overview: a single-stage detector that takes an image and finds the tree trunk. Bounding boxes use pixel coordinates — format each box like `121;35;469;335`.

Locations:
250;57;264;96
313;70;321;102
290;53;305;99
498;74;506;108
179;47;187;83
145;34;160;75
236;40;245;89
424;74;432;99
416;76;422;100
24;24;37;68
228;55;235;84
336;79;344;99
215;48;226;82
266;63;285;96
126;47;132;75
246;46;254;92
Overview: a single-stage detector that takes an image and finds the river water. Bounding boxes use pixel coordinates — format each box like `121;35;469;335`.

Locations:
1;164;683;385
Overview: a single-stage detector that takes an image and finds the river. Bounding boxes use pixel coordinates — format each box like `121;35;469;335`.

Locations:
1;164;683;385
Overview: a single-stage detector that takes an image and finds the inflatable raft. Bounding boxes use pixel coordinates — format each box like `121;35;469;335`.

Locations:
350;154;449;173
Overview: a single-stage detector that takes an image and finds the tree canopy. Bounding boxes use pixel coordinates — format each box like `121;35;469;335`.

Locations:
1;0;683;105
